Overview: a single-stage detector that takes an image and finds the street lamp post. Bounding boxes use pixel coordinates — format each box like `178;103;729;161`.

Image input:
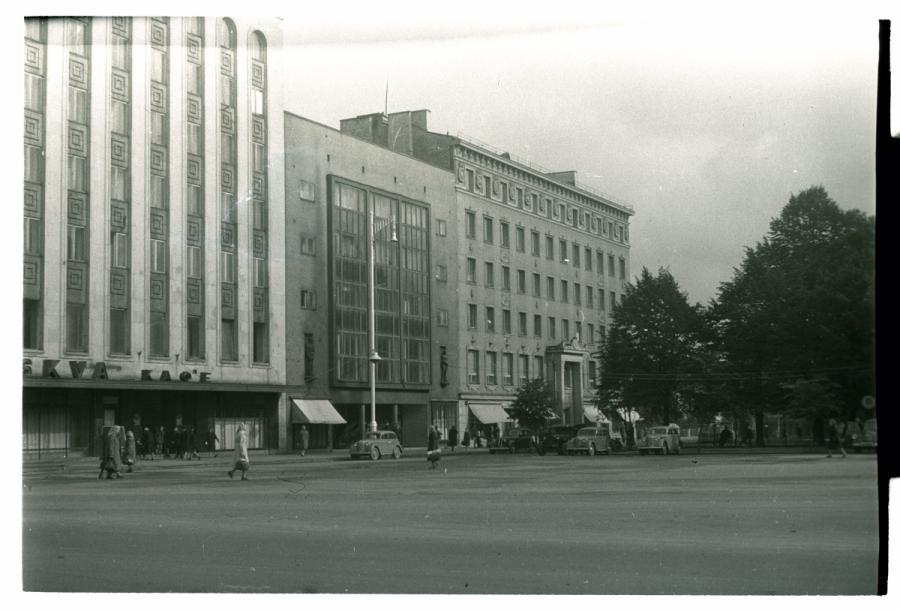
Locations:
367;206;398;433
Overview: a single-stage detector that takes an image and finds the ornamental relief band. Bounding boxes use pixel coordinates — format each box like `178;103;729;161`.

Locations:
23;358;212;382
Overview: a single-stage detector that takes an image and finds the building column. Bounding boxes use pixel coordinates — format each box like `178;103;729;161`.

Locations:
277;392;289;452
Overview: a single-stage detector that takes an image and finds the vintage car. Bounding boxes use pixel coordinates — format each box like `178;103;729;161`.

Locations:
850;419;877;453
490;428;536;454
537;426;580;455
349;430;403;460
639;424;681;455
565;426;611;456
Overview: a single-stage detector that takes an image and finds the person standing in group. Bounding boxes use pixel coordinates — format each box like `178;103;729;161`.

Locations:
123;429;137;473
228;423;250;480
187;426;201;460
462;428;471;450
298;425;310;457
448;425;458;452
426;424;441;470
156;425;167;459
826;418;847;458
141;427;154;461
206;426;219;458
99;425;123;480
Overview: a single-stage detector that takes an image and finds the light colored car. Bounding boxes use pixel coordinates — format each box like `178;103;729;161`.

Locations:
565;426;611;456
850;419;877;453
639;424;681;455
349;431;403;460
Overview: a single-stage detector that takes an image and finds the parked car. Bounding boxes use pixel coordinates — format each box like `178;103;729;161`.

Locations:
595;421;625;451
565;426;611;456
349;430;403;460
537;426;580;455
639;424;681;455
490;428;536;454
850;419;877;453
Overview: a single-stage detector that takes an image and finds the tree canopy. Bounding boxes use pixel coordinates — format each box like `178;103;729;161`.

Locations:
507;378;557;431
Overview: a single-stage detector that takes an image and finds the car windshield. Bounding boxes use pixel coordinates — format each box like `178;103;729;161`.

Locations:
365;432;380;440
650;428;668;435
577;429;597;437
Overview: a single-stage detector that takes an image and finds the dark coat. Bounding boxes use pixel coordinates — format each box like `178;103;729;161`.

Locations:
427;427;439;452
448;427;459;447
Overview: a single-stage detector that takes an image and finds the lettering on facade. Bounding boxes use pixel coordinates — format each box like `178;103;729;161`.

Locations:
23;358;211;383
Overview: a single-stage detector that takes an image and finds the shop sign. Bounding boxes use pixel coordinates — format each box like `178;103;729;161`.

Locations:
23;358;211;383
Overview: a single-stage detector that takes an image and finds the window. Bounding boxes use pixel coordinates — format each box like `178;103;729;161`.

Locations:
574;283;581;306
586;286;593;308
545;235;554;260
599;325;606;342
483;175;492;199
220;251;235;283
465;210;476;238
110;308;130;355
186;245;201;278
486;307;495;333
589;360;597;384
466;257;477;283
485;262;495;288
518;312;527;336
151;239;167;274
501;266;511;291
516;187;524;207
466;169;475;192
253;258;267;289
515;226;525;252
300;236;316;256
587;323;595;344
533;314;542;337
619;258;626;280
575;321;582;341
221;318;237;361
532;273;541;297
598;251;604;275
499;181;508;203
585;247;593;271
562;319;570;340
435;264;447;281
467;350;480;384
548;316;556;340
531;231;540;256
502;309;512;334
517;269;526;294
610;291;616;311
150;310;169;357
24;218;42;256
608;254;615;277
437;309;449;327
519;355;529;385
547;277;555;300
483;216;493;244
534;355;544;378
500;222;510;248
486;351;497;385
436;219;447;236
301;289;317;309
599;288;606;311
23;299;42;350
187;315;203;359
502;353;513;385
303;333;315;383
67;302;89;352
561;280;568;303
67;226;86;261
560;239;568;263
572;245;580;268
468;304;478;330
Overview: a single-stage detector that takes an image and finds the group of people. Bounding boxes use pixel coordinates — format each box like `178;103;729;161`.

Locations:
98;423;223;480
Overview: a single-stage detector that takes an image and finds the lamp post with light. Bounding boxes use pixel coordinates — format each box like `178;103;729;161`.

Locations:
367;205;398;433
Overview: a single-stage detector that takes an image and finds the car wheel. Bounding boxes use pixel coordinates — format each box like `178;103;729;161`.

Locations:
392;446;401;459
588;444;596;457
370;446;381;461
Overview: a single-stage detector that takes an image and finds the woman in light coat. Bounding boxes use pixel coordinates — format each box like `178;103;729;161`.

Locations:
227;423;250;480
99;425;123;480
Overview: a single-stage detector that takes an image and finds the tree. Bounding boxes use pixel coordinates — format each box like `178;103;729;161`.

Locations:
598;267;706;425
507;378;557;432
711;186;875;443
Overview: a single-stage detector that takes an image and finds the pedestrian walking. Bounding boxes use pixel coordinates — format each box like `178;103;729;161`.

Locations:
448;426;458;452
826;418;847;458
189;426;201;460
156;425;167;459
99;425;124;480
298;425;310;456
462;428;471;449
206;426;219;458
426;424;441;469
123;429;137;473
141;427;154;461
228;423;250;480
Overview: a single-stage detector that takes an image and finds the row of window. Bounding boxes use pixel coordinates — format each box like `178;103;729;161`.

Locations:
464;210;626;277
461;167;629;244
466;305;607;343
466;350;543;386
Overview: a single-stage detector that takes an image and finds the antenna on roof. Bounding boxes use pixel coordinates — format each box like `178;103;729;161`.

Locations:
384;81;389;118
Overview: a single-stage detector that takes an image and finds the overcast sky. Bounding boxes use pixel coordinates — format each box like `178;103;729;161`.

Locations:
279;3;890;305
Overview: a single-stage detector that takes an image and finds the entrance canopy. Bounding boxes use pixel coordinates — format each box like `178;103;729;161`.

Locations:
583;406;611;424
290;399;346;424
468;402;512;425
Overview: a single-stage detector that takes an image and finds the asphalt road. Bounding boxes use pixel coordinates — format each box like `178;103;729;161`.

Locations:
22;451;879;594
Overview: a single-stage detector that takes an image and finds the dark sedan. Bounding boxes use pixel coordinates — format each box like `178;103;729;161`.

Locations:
490;428;536;454
537;426;580;455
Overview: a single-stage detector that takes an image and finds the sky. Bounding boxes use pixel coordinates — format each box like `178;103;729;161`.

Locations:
277;2;891;305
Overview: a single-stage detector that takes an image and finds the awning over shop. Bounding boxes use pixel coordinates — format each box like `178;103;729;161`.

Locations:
290;399;346;424
468;402;512;424
583;405;599;423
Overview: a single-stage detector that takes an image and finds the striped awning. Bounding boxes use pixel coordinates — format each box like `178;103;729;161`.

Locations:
290;399;346;424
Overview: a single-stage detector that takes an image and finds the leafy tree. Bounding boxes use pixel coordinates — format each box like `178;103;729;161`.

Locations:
598;267;706;425
507;378;557;432
711;186;875;443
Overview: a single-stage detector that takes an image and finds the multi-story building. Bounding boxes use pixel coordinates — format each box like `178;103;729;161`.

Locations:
22;17;288;457
338;110;634;437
